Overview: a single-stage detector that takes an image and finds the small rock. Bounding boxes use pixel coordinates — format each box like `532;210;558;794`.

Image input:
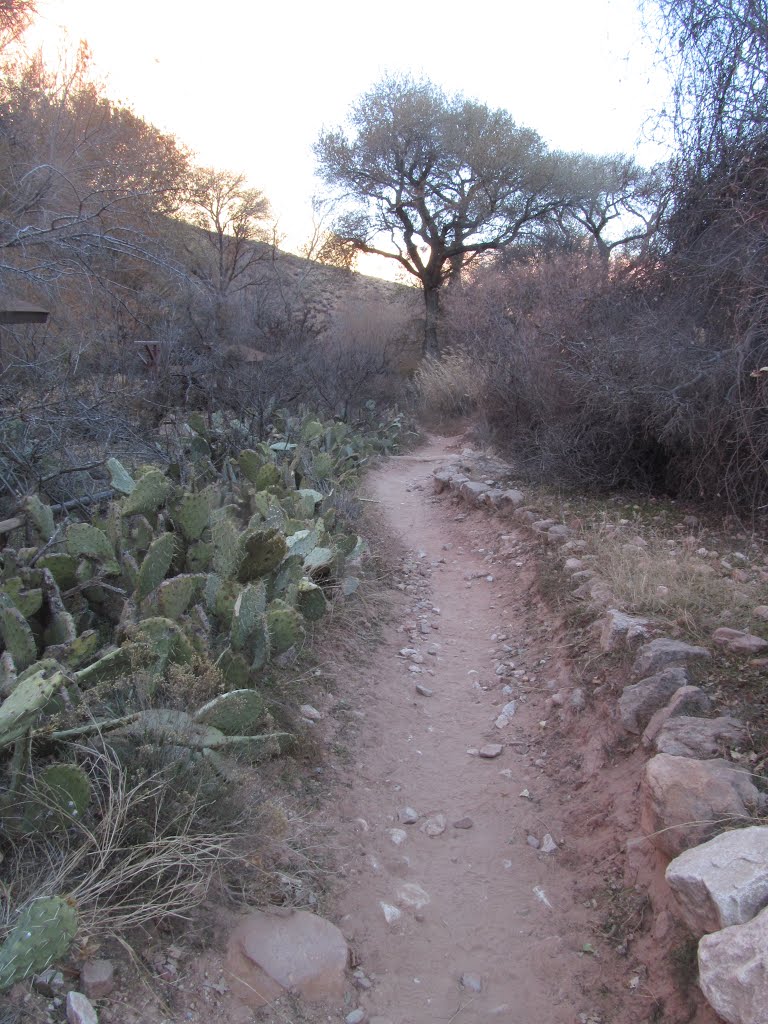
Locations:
420;813;447;837
479;744;503;758
653;715;747;759
415;683;433;697
398;807;419;824
527;835;541;849
346;1010;367;1024
752;605;768;621
712;627;768;655
352;968;372;990
33;969;65;998
298;704;322;722
396;882;430;909
632;637;711;677
380;902;401;924
570;688;586;711
80;960;115;1000
453;817;474;829
386;828;408;845
540;833;558;854
66;993;98;1024
460;972;483;993
641;686;713;749
599;609;650;653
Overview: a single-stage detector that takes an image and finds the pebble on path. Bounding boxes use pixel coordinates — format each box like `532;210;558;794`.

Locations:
453;817;474;829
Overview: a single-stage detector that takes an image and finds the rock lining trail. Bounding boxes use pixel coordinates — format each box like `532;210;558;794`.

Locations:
328;437;619;1024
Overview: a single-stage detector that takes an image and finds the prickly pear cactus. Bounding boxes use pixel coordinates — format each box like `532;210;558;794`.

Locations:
194;689;266;735
2;578;43;619
157;574;205;620
122;468;171;516
298;579;327;621
266;600;304;655
212;517;241;578
0;663;64;749
303;546;337;579
36;763;91;819
66;523;114;562
238;449;264;483
24;495;55;542
136;533;177;601
36;553;77;590
173;491;212;542
0;896;78;990
230;582;267;650
0;604;37;670
237;528;287;582
106;456;135;495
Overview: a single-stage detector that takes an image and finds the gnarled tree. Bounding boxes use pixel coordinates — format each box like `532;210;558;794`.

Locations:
314;74;560;355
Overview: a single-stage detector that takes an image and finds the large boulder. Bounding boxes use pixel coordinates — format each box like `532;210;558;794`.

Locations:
433;470;455;494
641;754;759;859
666;826;768;937
459;480;490;505
698;904;768;1024
619;667;690;734
225;909;349;1008
653;715;747;759
632;638;711;678
641;686;712;749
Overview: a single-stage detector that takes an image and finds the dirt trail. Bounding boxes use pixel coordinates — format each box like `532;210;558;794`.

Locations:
329;436;615;1024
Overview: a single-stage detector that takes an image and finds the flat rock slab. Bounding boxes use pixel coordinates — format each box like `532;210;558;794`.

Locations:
699;904;768;1024
653;715;747;758
641;754;759;859
666;825;768;936
642;686;712;749
712;627;768;655
619;667;690;734
632;638;711;678
225;909;349;1008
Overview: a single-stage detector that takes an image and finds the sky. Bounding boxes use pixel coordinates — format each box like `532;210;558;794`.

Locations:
27;0;674;263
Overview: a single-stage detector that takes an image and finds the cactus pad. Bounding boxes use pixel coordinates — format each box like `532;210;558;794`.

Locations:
137;533;176;601
36;763;91;819
122;468;171;516
237;528;287;582
66;523;114;562
173;491;212;542
24;495;55;541
0;896;78;990
157;574;205;619
230;582;267;652
2;578;42;619
238;449;264;483
212;517;241;578
298;579;327;621
106;457;135;495
194;689;266;735
266;600;304;655
0;604;37;670
0;663;63;749
303;546;336;579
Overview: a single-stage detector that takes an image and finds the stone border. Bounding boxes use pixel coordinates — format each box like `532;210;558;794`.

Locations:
433;457;768;1024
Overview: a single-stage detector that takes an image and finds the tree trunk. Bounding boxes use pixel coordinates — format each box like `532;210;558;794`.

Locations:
423;285;440;357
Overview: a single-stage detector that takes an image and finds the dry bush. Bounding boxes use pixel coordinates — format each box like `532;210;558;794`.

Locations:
414;346;486;421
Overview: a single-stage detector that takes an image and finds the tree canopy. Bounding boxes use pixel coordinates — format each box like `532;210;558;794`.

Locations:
314;74;561;354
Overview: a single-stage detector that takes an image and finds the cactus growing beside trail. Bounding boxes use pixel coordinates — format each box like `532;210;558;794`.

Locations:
0;896;78;990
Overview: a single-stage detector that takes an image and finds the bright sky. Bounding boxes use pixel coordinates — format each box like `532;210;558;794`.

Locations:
28;0;673;261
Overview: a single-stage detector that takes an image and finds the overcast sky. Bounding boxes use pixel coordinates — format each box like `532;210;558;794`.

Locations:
29;0;673;255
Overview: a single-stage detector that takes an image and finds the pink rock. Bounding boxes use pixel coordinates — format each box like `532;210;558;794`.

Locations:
224;909;349;1008
80;960;115;1000
66;992;98;1024
641;686;712;749
699;904;768;1023
712;627;768;655
641;754;759;859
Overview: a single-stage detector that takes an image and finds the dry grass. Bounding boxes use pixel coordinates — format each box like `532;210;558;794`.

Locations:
583;528;764;639
413;347;486;421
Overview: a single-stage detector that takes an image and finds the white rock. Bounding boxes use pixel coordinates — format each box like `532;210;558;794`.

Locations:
699;904;768;1024
298;704;322;721
66;993;98;1024
666;826;768;936
420;813;446;837
346;1010;367;1024
541;834;558;854
386;828;408;846
479;744;503;758
380;902;402;924
398;806;419;824
396;882;430;909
